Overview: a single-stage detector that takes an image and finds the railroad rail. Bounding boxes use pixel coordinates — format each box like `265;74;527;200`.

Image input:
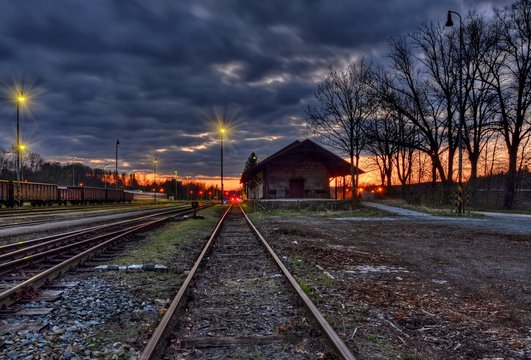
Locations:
0;206;190;256
0;203;142;217
0;204;209;309
140;204;356;359
0;203;183;231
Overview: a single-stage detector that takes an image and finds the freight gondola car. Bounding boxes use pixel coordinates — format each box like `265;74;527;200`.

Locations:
14;181;57;207
58;187;83;205
0;181;58;207
0;180;10;208
68;186;107;204
124;191;134;203
106;188;124;203
0;180;134;207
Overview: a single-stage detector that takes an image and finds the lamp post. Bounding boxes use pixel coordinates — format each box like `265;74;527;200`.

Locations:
220;126;225;205
115;139;120;189
153;157;158;203
19;144;26;181
446;10;464;214
71;157;76;187
174;170;178;201
16;91;25;182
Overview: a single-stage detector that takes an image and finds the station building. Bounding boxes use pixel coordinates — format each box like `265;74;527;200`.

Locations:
241;139;363;199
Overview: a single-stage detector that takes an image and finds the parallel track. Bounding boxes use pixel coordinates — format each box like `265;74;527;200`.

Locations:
140;204;356;359
0;205;194;255
0;203;178;229
0;203;149;217
0;205;208;309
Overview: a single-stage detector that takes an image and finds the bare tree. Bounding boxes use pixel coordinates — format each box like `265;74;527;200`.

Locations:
0;147;9;173
392;111;417;198
365;115;397;189
306;59;375;201
480;0;531;209
413;22;459;186
373;37;449;193
461;12;500;193
26;152;44;174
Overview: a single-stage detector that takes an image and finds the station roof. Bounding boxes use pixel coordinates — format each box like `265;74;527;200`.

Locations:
241;139;363;182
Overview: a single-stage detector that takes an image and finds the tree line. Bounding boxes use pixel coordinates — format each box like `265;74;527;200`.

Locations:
0;145;141;188
0;145;222;200
307;0;530;209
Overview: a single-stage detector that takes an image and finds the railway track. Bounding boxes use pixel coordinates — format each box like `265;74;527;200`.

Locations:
0;203;176;229
0;202;150;217
0;204;208;309
141;204;355;359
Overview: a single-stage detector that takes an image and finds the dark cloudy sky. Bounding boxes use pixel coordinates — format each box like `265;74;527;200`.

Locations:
0;0;512;184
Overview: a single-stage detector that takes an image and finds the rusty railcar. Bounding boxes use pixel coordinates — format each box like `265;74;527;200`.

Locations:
124;191;134;203
0;180;11;207
0;180;133;207
68;186;106;204
106;188;124;203
8;181;58;207
58;187;83;205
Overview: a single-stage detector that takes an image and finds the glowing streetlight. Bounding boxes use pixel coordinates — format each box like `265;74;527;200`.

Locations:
220;126;225;205
16;91;25;182
446;10;465;214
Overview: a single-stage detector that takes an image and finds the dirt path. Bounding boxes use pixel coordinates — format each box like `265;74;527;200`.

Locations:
254;210;531;359
363;201;531;234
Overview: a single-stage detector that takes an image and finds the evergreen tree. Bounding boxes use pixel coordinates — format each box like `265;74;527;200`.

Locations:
242;152;261;198
244;152;258;172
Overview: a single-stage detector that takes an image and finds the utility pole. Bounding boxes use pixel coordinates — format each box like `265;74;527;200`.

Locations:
174;170;178;201
115;139;120;189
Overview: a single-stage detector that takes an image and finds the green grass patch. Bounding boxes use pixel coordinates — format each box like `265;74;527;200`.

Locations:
314;273;335;286
367;334;388;347
324;314;340;328
402;354;419;360
299;282;313;296
249;206;387;220
113;206;221;265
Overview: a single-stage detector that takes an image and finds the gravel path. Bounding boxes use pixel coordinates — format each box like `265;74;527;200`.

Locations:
362;202;531;234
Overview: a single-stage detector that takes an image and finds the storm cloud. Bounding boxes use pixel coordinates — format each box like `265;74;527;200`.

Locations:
0;0;513;184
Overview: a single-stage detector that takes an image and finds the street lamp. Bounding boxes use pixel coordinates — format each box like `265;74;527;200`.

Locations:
71;157;76;187
220;126;225;205
446;10;465;214
153;157;158;203
115;139;120;189
16;91;25;182
174;170;178;201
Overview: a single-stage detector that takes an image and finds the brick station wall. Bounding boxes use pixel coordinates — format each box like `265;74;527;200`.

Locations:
265;155;330;198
